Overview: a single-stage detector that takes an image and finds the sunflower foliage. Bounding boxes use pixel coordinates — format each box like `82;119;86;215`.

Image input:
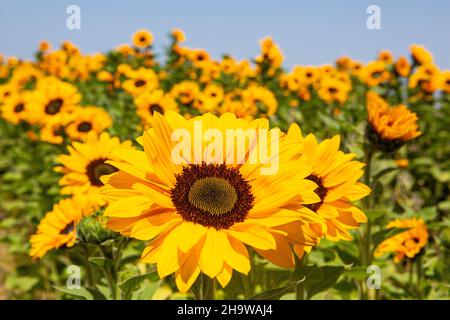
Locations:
0;30;449;300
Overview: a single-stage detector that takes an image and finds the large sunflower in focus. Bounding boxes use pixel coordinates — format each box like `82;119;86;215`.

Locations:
56;132;134;208
285;125;371;257
30;197;93;259
100;111;322;293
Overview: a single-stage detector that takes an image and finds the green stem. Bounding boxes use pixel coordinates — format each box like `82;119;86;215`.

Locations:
360;145;374;300
416;255;423;300
293;254;306;300
80;244;94;287
200;274;215;300
100;246;117;300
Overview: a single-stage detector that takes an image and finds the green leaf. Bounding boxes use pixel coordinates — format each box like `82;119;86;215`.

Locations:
294;265;345;299
131;281;161;300
336;247;360;265
89;256;114;269
438;201;450;211
118;271;159;300
53;286;107;300
372;227;410;248
249;281;301;300
343;266;368;281
5;276;39;291
365;209;385;223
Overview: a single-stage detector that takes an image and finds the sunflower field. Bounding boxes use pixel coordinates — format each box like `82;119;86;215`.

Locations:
0;29;449;301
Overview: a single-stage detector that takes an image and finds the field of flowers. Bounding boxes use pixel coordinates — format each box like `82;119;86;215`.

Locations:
0;28;449;300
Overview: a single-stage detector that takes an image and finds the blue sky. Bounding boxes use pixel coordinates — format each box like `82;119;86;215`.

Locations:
1;0;449;69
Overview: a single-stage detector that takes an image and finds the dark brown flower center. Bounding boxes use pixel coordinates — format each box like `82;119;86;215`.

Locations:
77;121;92;132
86;158;118;186
14;103;24;113
305;174;328;212
61;222;75;235
328;87;338;94
45;99;63;115
135;79;146;87
171;163;254;230
372;71;382;79
149;104;164;115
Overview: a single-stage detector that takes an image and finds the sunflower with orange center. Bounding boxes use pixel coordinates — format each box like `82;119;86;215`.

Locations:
375;218;428;263
284;124;371;257
30;197;93;259
99;111;322;293
56;132;133;208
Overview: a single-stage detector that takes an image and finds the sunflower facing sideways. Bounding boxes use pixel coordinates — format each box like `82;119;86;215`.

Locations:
375;218;428;263
284;124;371;258
99;111;324;293
56;132;134;208
30;197;93;259
366;91;421;152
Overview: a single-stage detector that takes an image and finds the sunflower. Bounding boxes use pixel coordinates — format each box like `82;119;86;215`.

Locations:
1;92;31;124
378;50;394;64
284;125;370;256
40;116;68;144
30;197;93;259
56;132;133;208
317;76;351;104
189;49;210;66
65;106;113;141
134;89;178;125
394;56;411;77
256;37;284;71
39;41;51;52
359;61;390;87
0;83;19;104
441;71;450;94
171;81;200;105
375;218;428;263
132;29;153;48
100;111;321;293
408;64;441;94
122;67;159;97
193;93;219;113
410;44;433;65
28;76;81;124
171;28;186;43
203;84;224;104
366;92;421;150
242;86;277;117
9;63;43;90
